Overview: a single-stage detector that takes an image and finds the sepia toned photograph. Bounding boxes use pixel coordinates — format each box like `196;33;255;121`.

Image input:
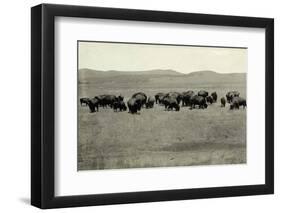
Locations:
78;41;247;171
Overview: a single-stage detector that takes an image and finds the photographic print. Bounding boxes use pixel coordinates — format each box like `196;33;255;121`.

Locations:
78;41;247;171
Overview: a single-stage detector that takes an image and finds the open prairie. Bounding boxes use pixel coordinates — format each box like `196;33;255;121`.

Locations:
78;69;246;170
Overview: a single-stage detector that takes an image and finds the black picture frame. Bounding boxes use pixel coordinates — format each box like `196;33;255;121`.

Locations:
31;3;274;209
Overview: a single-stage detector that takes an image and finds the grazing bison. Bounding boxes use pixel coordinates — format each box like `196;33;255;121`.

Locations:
162;96;180;111
198;90;209;98
95;94;117;108
206;96;214;104
80;98;90;106
182;90;195;106
155;92;166;104
132;92;147;107
145;96;155;109
127;97;142;114
113;100;127;112
221;97;226;107
230;97;247;110
226;91;240;103
164;92;182;104
87;98;99;113
190;95;208;109
211;92;217;102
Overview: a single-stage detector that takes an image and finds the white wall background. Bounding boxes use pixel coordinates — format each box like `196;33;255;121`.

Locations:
0;0;279;212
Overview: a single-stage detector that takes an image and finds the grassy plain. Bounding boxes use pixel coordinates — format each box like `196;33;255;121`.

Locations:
78;70;246;170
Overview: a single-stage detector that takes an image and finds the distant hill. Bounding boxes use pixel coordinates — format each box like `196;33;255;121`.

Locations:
78;68;246;89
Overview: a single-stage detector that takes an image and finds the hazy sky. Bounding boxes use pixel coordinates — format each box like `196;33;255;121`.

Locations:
78;41;247;74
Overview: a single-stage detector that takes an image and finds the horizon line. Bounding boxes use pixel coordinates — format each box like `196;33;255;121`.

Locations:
78;68;247;75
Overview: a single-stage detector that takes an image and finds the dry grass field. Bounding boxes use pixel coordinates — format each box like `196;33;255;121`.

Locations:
78;70;246;170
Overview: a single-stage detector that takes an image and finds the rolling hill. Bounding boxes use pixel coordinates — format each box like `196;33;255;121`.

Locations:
78;68;246;89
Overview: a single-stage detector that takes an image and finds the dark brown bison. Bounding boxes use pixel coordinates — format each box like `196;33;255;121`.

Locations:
164;92;182;104
230;97;247;110
226;91;240;103
145;96;155;109
155;92;166;104
132;92;147;107
206;96;214;104
127;97;142;114
113;100;127;112
190;95;208;109
87;98;99;113
221;97;226;107
198;90;209;98
182;90;195;106
211;92;217;102
80;97;90;106
95;94;118;108
162;96;180;111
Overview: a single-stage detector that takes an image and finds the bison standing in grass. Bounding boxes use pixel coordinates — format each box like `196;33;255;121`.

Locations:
127;98;142;114
132;92;147;108
87;98;99;113
190;95;208;109
80;98;90;106
113;100;127;112
221;97;226;107
145;96;155;109
230;97;247;110
211;92;217;102
206;96;214;104
155;92;166;104
182;90;195;106
162;96;180;111
226;91;240;103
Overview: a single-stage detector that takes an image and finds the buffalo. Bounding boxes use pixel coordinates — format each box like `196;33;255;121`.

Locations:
221;97;226;107
226;91;240;103
230;97;247;110
87;98;99;113
206;96;214;104
146;96;155;109
95;94;118;108
80;97;90;106
198;90;209;98
164;92;182;104
155;92;166;104
190;95;208;109
211;92;217;102
162;96;180;111
127;97;142;114
132;92;147;107
113;100;127;112
182;90;195;106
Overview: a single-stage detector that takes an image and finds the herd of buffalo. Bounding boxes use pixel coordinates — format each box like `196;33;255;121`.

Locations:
80;90;246;114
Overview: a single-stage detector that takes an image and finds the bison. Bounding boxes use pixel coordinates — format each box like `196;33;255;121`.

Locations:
145;96;155;109
87;98;99;113
230;97;247;110
80;97;90;106
190;95;208;109
221;97;226;107
211;92;217;102
198;90;209;98
206;96;214;104
95;94;117;108
132;92;147;107
113;100;127;112
182;90;195;106
127;98;142;114
226;91;240;103
162;96;180;111
155;92;166;104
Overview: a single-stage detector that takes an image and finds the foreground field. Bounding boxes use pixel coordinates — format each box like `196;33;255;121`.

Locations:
78;70;246;170
78;92;246;170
